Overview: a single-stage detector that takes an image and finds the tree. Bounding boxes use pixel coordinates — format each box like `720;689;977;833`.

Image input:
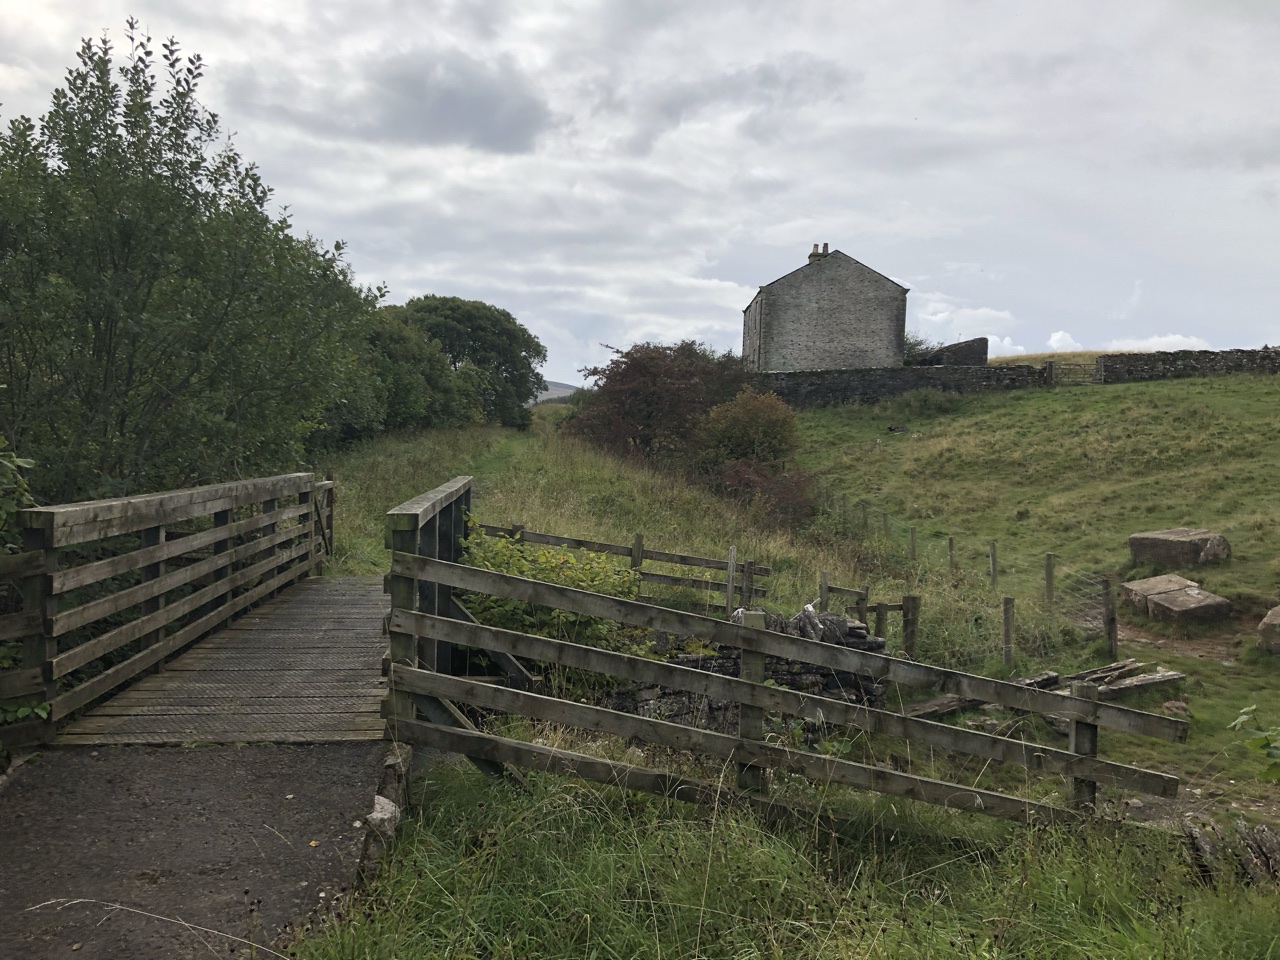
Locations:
0;22;378;501
567;341;748;460
398;295;547;429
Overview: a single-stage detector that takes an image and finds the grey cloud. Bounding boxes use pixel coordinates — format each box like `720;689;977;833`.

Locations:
226;46;553;154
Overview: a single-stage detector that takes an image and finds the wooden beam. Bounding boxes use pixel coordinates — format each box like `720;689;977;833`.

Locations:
50;504;308;594
386;477;473;534
391;666;1076;824
391;554;1188;743
391;610;1178;798
22;474;314;546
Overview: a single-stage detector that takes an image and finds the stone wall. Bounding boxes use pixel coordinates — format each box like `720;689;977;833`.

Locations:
758;363;1045;407
1097;347;1280;383
747;252;906;373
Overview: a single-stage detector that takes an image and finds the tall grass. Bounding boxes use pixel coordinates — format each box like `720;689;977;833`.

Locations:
297;758;1280;960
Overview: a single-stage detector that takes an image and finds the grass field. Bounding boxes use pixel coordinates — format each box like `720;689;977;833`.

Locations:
793;373;1280;608
304;381;1280;958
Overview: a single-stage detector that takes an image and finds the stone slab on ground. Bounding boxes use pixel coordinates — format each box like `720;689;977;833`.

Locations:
1128;528;1232;567
0;742;387;960
1120;574;1199;614
1259;606;1280;654
1147;586;1232;624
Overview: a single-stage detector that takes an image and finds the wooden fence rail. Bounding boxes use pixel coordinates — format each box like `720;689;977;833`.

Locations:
477;523;769;609
0;473;334;748
379;481;1185;827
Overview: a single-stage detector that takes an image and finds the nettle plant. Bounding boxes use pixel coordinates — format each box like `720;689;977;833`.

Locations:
1229;706;1280;781
460;525;648;655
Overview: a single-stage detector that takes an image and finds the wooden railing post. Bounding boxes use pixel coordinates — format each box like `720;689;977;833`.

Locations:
1070;681;1100;812
140;524;166;665
386;525;420;734
874;601;887;640
631;533;644;570
21;526;56;743
299;485;315;581
211;508;232;616
737;611;767;794
818;571;829;613
902;595;920;658
741;560;755;610
856;584;869;625
1002;597;1015;670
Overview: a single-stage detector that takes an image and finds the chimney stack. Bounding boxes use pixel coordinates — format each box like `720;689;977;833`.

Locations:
822;242;829;254
808;242;826;264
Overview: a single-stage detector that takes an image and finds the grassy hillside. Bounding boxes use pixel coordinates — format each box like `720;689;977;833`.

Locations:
794;373;1280;608
301;407;1280;959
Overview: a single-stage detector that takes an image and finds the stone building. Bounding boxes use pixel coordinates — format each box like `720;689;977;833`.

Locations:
742;244;909;373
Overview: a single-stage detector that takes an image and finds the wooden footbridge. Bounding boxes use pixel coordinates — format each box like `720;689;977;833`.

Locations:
0;473;1188;826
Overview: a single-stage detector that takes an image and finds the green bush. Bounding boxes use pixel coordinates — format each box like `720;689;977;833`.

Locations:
461;527;646;654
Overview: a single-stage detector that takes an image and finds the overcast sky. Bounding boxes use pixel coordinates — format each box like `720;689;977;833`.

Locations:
5;2;1280;382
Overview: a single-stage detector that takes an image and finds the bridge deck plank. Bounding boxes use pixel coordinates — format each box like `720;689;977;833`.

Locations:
57;577;387;746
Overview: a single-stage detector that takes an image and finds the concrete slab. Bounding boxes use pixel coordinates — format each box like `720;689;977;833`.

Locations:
1259;606;1280;654
1120;574;1199;614
1128;528;1232;567
1147;586;1231;624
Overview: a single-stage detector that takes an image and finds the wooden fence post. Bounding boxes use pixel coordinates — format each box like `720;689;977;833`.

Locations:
211;508;232;618
386;524;420;734
741;560;754;610
737;611;767;794
988;541;998;589
1044;359;1056;386
1070;681;1100;812
874;602;887;640
21;527;57;743
725;546;737;616
902;595;920;658
510;523;525;541
1045;553;1056;606
631;533;644;570
856;584;869;625
909;527;917;562
1102;577;1118;659
1002;597;1015;670
818;571;829;613
140;524;166;665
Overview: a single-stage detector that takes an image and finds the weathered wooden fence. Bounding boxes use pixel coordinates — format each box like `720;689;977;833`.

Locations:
382;478;1187;826
477;523;769;612
0;473;334;748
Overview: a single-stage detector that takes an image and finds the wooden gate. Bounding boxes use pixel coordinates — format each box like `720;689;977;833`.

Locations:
382;479;1186;826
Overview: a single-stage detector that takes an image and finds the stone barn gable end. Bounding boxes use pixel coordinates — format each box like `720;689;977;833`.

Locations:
742;246;909;373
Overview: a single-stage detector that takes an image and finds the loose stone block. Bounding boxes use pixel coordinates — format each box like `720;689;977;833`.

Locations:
1128;528;1232;567
1146;586;1231;624
1120;574;1199;614
1259;606;1280;654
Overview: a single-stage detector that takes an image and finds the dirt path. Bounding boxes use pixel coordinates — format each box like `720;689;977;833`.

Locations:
0;742;386;959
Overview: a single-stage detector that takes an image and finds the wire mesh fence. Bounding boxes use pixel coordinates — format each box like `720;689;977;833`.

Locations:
810;488;1114;673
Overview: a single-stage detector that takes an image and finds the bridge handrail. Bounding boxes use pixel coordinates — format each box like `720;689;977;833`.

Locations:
1;473;334;748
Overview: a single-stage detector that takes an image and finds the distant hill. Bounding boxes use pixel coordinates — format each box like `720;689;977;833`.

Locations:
537;380;583;403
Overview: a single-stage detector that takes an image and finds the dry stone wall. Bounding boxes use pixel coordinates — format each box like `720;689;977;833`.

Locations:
758;364;1045;407
1098;347;1280;383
